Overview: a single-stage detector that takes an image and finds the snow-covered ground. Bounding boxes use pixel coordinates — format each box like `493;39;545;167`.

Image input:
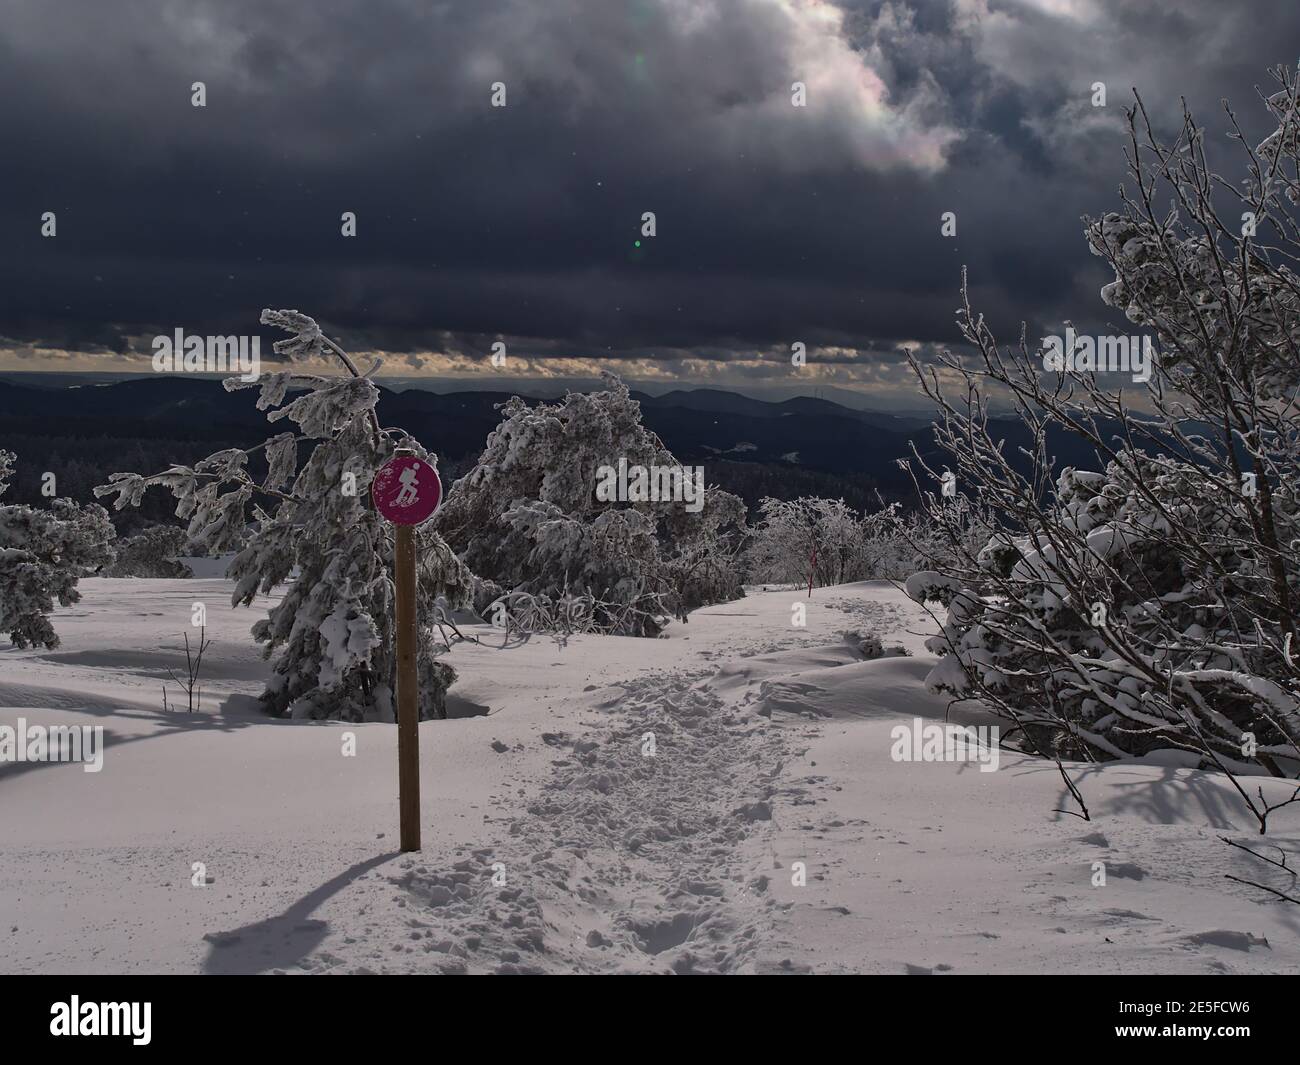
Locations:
2;577;1297;974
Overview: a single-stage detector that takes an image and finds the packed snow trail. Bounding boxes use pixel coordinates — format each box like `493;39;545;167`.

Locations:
383;671;785;972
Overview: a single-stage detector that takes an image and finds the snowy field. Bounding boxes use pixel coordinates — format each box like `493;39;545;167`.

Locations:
2;577;1297;974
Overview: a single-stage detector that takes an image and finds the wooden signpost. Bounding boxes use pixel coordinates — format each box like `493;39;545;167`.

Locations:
371;451;443;852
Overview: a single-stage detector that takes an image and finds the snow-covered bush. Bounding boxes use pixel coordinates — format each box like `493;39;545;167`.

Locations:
746;496;920;588
435;374;746;634
103;524;194;578
0;449;116;649
903;68;1300;820
895;499;992;579
908;455;1300;771
96;310;471;721
843;629;909;660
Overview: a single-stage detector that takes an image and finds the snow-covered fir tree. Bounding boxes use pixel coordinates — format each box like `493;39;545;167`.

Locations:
96;311;472;721
434;373;746;634
0;449;116;649
903;67;1300;818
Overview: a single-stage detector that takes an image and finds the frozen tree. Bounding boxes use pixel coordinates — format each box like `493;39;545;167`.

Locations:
903;67;1300;828
484;498;666;634
435;373;746;634
746;496;915;589
805;499;862;587
746;497;828;589
659;487;748;620
104;524;195;578
96;310;472;721
890;500;991;580
0;449;116;649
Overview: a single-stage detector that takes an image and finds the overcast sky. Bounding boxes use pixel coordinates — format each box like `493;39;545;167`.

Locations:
1;0;1293;399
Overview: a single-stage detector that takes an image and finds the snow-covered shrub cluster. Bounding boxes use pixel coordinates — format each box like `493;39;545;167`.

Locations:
103;524;194;578
434;374;747;634
842;629;909;661
745;496;924;588
478;587;601;641
97;311;471;721
911;456;1300;770
0;449;116;649
904;68;1300;805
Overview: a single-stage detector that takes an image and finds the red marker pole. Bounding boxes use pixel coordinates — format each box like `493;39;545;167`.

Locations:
371;450;443;854
394;519;420;852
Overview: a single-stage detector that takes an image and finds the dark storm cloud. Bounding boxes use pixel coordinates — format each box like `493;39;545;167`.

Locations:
1;0;1296;373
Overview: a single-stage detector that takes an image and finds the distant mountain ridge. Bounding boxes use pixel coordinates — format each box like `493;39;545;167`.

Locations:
632;388;927;433
0;375;1103;500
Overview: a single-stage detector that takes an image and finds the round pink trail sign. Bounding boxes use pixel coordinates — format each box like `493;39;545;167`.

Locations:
371;455;442;525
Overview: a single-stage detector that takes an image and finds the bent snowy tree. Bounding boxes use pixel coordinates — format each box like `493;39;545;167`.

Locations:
434;373;747;634
96;310;472;721
903;65;1300;820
